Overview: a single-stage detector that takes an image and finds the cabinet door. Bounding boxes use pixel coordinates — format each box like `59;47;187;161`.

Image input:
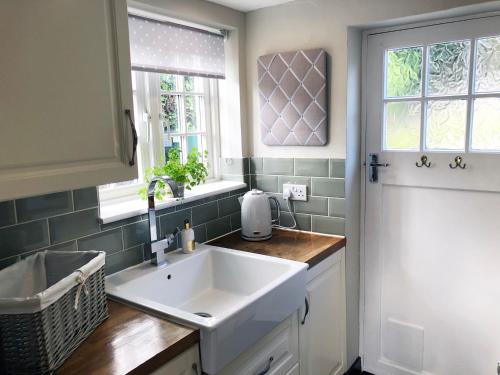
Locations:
150;345;200;375
0;0;136;201
218;312;299;375
299;250;347;375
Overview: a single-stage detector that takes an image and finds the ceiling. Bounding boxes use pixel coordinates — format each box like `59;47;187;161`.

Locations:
205;0;295;12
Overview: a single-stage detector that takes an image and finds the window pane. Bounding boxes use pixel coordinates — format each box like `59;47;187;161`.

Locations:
184;76;204;92
161;95;180;133
384;101;421;150
164;135;182;162
160;74;178;91
427;41;470;96
185;95;204;132
131;71;137;91
471;98;500;151
386;47;423;98
186;135;204;155
475;36;500;93
425;100;467;151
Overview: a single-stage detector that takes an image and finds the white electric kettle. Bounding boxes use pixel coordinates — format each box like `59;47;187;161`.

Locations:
238;189;280;241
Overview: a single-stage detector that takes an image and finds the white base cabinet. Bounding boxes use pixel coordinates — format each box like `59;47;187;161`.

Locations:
218;312;299;375
0;0;137;201
216;248;347;375
299;248;347;375
150;345;201;375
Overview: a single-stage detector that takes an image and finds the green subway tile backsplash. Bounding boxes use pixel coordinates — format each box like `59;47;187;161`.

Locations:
16;192;73;222
262;158;294;175
0;156;344;271
250;175;278;192
46;241;78;252
218;195;241;217
49;208;100;244
0;178;247;272
311;215;345;236
206;216;231;240
294;158;329;177
311;177;345;197
78;228;123;255
192;201;218;225
0;201;16;227
330;159;346;178
294;196;329;216
106;245;144;275
250;157;263;174
73;187;99;210
249;157;345;237
0;220;50;258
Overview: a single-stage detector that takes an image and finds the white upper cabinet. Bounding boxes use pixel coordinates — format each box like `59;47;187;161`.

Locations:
0;0;137;201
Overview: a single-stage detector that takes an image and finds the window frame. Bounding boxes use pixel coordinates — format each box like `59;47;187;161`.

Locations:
382;37;500;154
99;71;221;203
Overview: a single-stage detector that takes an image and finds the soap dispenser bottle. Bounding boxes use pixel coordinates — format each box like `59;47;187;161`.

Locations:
181;219;195;254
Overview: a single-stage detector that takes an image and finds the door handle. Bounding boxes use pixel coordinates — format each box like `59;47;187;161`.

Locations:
368;153;389;183
256;356;274;375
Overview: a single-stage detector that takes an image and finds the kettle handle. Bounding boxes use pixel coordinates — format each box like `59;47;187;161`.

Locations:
268;196;281;224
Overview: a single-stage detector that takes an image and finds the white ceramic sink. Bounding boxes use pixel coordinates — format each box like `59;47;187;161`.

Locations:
106;244;307;374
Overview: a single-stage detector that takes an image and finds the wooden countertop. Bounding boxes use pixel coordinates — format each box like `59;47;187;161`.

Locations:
57;300;199;375
209;228;346;268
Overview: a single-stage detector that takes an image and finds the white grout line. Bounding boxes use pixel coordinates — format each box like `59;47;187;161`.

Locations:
12;200;18;224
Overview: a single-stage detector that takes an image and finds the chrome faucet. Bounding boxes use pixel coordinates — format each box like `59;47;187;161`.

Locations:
147;176;182;266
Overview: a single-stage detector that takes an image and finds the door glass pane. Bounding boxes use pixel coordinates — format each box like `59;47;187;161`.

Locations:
185;96;204;132
384;101;421;150
475;36;500;93
471;97;500;151
425;100;467;151
385;47;423;98
160;74;178;91
164;135;182;162
161;95;180;133
427;41;470;96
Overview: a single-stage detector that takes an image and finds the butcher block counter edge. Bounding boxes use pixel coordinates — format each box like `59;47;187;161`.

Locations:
56;300;200;375
209;228;346;268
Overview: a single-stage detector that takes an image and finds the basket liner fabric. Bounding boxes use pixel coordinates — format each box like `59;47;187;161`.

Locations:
0;251;105;314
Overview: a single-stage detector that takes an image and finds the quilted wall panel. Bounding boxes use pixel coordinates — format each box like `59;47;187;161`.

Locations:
258;48;327;146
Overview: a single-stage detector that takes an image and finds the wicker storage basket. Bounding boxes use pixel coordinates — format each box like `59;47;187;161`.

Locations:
0;250;108;375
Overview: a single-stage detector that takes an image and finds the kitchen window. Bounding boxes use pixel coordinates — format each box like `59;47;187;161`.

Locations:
99;13;226;203
99;71;220;201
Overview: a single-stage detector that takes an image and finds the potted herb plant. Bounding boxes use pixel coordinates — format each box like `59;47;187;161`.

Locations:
139;148;208;200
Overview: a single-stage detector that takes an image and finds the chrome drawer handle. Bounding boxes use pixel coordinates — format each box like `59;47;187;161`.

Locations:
257;356;274;375
125;109;138;167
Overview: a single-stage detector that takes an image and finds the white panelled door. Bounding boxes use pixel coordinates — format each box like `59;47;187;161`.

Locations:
363;15;500;375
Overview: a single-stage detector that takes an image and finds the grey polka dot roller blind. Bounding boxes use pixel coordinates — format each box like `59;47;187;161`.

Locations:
128;15;225;79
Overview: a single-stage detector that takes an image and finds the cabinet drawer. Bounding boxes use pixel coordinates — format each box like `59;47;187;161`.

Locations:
218;312;298;375
150;345;200;375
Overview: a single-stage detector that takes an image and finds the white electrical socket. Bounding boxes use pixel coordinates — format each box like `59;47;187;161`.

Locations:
282;183;307;201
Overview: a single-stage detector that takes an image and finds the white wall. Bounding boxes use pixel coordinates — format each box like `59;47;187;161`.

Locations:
245;0;492;367
130;0;248;158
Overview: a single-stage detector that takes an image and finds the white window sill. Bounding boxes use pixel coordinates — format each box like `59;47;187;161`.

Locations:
99;180;246;224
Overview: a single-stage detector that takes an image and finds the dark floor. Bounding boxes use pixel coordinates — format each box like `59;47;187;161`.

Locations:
344;357;374;375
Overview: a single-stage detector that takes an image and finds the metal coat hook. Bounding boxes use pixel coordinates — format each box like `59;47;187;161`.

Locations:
449;155;466;169
416;155;431;168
